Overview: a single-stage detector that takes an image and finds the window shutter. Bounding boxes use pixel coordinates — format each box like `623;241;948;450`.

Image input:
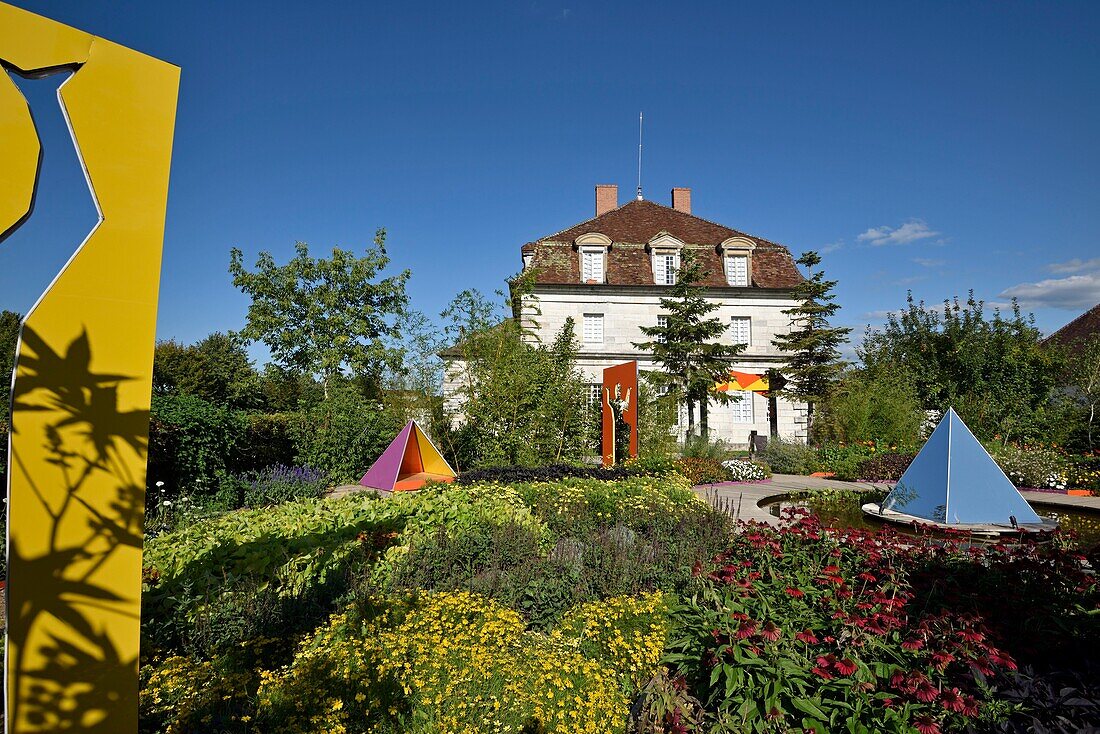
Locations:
726;255;749;286
583;313;604;343
730;394;754;423
730;316;751;346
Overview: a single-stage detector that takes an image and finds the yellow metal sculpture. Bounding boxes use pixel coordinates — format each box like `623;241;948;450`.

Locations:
1;3;179;731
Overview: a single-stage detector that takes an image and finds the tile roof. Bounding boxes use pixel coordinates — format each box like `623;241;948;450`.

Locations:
524;199;803;289
1044;302;1100;348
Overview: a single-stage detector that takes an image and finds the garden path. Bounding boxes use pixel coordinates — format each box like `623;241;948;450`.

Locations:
694;474;1100;525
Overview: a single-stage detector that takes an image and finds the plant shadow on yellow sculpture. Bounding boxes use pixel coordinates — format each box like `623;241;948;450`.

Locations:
1;3;179;732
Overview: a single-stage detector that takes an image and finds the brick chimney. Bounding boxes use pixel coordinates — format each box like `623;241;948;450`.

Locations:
671;187;692;214
595;184;618;216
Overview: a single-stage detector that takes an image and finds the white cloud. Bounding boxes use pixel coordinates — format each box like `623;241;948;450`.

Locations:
913;257;945;268
857;220;939;246
1046;257;1100;274
998;273;1100;310
819;241;844;255
863;309;901;321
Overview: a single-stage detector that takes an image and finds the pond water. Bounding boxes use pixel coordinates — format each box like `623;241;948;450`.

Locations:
762;492;1100;550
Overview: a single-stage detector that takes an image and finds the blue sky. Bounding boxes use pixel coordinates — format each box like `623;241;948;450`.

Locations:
2;1;1098;363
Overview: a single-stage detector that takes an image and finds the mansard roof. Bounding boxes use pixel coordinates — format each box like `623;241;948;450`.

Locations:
523;199;803;289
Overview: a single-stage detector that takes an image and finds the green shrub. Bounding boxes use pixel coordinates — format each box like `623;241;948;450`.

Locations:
815;368;923;449
987;442;1073;489
681;435;735;461
859;452;916;481
676;456;732;485
148;394;247;494
291;385;402;484
759;437;818;475
816;442;873;481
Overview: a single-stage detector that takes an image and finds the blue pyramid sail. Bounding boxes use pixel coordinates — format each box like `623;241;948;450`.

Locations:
882;408;1041;525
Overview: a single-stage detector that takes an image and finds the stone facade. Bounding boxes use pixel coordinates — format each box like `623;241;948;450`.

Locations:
444;185;810;446
519;284;808;445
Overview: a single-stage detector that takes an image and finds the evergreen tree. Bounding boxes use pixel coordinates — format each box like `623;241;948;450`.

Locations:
771;251;851;436
633;252;744;440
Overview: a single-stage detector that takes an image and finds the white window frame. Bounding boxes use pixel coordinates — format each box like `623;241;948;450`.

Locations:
582;313;604;344
586;383;602;409
725;254;749;286
654;251;679;285
730;316;751;346
580;247;605;284
730;393;754;423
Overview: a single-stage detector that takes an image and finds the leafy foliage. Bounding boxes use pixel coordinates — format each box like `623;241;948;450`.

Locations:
759;437;819;475
857;452;916;481
859;294;1062;443
815;367;923;449
290;382;402;484
439;287;592;470
153;332;260;410
633;252;744;440
667;510;1099;733
229;231;410;396
147;394;247;496
0;308;19;422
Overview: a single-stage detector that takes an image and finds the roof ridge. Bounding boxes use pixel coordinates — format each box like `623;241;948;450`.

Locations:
537;199;639;242
535;197;792;251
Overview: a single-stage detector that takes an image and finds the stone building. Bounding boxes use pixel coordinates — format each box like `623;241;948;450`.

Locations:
446;184;810;446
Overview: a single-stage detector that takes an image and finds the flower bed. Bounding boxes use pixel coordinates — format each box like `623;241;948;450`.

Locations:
138;473;1100;732
666;509;1100;733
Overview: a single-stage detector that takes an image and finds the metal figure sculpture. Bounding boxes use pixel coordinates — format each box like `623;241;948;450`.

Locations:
602;361;638;467
1;4;179;731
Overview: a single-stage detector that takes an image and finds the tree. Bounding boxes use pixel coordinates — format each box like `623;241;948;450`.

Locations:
1062;333;1100;450
771;251;851;437
1;309;21;422
858;293;1061;443
229;229;410;399
153;332;260;409
438;288;590;469
815;366;924;449
633;252;744;440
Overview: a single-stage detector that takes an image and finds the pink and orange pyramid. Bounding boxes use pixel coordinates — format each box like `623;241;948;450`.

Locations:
359;420;456;492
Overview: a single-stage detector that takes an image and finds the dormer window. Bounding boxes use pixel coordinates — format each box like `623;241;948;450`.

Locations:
725;255;748;286
720;237;755;287
647;232;685;286
654;252;679;285
581;248;605;283
575;232;612;284
522;253;534;270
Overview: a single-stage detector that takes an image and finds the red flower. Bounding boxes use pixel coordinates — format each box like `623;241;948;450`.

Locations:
735;620;758;639
785;587;805;598
822;565;841;574
858;572;877;582
913;714;941;734
761;621;781;642
914;678;939;703
834;658;858;676
931;652;955;671
811;666;833;680
795;630;819;644
959;694;980;718
881;697;895;708
902;638;924;651
939;688;964;713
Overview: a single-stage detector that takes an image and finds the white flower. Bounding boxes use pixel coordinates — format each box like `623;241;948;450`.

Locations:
161;500;172;507
156;481;165;488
